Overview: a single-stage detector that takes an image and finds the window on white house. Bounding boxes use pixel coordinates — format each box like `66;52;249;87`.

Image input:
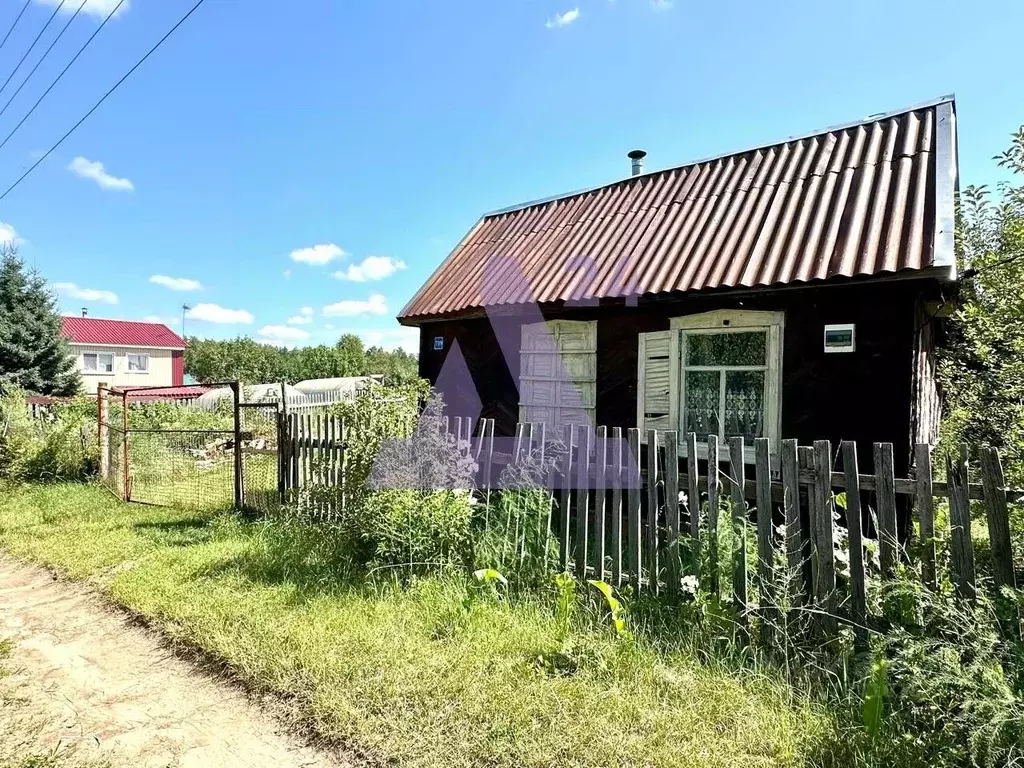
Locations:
127;353;149;373
638;310;784;455
82;352;114;374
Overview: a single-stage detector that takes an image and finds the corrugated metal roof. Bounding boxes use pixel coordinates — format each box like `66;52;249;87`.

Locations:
400;97;957;323
61;317;186;348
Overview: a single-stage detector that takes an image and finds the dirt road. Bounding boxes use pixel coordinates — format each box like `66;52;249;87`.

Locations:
0;556;356;768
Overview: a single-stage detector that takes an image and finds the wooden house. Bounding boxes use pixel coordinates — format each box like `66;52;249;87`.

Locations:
398;97;958;478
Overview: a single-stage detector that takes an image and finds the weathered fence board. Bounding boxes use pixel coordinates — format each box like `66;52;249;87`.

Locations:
915;443;936;589
663;431;680;596
874;442;898;578
645;430;660;595
754;437;775;646
706;434;721;599
627;428;642;590
611;426;624;586
980;446;1016;591
842;441;868;650
594;426;608;582
728;436;748;618
947;449;977;602
811;441;837;637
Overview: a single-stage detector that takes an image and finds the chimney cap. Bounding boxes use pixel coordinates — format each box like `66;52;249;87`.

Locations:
627;149;647;160
81;307;88;317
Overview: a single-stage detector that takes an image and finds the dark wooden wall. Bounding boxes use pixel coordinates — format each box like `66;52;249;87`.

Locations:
415;278;944;476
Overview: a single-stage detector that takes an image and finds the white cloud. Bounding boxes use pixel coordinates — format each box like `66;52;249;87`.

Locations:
149;274;202;292
322;294;388;318
300;306;313;316
286;314;312;325
53;282;118;304
185;303;254;324
290;243;345;265
36;0;130;19
258;324;310;342
358;327;419;353
651;0;673;8
0;222;21;245
546;8;580;28
324;323;335;330
332;255;407;283
142;315;180;327
67;156;134;191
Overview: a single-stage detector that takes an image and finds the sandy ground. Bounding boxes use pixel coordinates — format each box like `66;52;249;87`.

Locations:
0;556;357;768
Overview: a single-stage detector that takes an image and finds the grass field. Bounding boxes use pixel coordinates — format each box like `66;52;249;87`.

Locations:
0;482;864;768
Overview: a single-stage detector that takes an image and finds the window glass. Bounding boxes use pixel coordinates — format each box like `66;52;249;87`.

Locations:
127;354;149;372
683;370;719;436
686;331;766;367
83;353;113;373
723;370;765;440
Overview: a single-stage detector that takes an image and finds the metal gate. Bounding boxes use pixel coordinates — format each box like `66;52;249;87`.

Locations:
98;383;241;511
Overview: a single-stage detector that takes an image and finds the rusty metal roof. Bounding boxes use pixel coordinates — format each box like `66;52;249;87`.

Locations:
400;97;958;323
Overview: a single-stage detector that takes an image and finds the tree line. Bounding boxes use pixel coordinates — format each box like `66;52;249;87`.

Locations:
184;334;419;385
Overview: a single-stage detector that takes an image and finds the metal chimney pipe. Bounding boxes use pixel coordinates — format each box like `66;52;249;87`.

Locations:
81;307;88;318
628;149;647;177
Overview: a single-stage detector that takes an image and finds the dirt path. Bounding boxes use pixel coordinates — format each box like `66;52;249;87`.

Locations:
0;556;357;768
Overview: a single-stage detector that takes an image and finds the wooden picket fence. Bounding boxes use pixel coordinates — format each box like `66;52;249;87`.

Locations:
278;412;349;513
270;411;1021;642
457;419;1022;645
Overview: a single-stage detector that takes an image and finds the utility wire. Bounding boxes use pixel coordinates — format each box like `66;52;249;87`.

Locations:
0;0;127;154
0;0;68;100
0;0;209;202
0;0;88;119
0;0;32;56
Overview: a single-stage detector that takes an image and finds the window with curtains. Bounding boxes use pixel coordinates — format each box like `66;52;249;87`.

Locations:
82;352;114;374
637;310;783;455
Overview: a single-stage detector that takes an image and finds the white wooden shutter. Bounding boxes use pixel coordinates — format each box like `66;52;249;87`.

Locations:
518;320;596;430
637;330;677;439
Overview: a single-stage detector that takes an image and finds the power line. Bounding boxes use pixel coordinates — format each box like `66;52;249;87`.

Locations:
0;0;89;120
0;0;127;154
0;0;209;202
0;0;68;100
0;0;32;56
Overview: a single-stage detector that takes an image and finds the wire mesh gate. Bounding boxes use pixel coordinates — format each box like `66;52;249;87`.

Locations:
98;383;241;510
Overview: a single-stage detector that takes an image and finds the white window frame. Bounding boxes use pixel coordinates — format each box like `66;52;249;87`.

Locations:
81;351;114;374
669;309;784;461
126;352;150;373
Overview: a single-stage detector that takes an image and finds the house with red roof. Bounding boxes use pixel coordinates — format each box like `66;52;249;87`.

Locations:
61;315;187;390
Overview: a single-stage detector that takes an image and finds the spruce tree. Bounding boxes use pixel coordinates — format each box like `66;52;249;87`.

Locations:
0;247;80;395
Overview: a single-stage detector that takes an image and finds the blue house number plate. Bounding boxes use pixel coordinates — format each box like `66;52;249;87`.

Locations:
433;336;444;350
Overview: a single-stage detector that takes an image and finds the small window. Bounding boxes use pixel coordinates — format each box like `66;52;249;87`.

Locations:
127;353;149;373
83;352;114;373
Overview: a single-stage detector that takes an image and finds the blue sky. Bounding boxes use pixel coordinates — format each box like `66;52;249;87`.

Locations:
0;0;1021;352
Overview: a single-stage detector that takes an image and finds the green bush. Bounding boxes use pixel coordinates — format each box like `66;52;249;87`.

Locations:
358;488;475;570
0;389;97;482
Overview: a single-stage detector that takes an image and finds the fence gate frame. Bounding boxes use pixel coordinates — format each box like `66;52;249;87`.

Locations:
96;380;245;509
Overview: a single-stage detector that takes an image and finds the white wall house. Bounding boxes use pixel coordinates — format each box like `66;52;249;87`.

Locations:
61;316;186;390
